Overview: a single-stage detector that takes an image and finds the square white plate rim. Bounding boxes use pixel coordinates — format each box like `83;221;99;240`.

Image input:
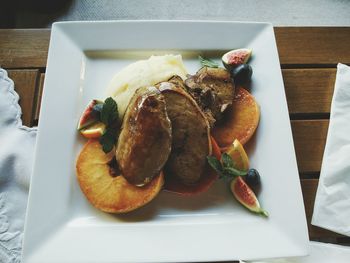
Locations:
22;20;309;263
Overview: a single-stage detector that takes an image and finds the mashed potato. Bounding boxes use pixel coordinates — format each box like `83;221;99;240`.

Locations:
106;54;188;119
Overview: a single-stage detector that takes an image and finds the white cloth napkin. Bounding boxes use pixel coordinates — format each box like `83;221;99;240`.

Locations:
0;68;37;263
312;63;350;236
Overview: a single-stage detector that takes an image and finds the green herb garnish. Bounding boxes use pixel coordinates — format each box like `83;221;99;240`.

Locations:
100;97;118;125
207;153;247;179
100;124;118;153
199;55;219;68
98;97;119;153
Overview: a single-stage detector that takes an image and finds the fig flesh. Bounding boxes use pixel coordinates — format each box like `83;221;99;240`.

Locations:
77;99;103;130
230;176;268;217
222;48;252;70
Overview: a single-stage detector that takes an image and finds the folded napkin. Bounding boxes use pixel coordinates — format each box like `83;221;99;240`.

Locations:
0;68;37;263
312;63;350;236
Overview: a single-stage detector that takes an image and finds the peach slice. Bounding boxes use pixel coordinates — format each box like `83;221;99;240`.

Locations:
76;140;164;213
212;87;260;148
80;122;106;139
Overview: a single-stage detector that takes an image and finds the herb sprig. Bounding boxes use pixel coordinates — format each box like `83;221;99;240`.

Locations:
207;153;247;179
93;97;119;153
199;55;219;68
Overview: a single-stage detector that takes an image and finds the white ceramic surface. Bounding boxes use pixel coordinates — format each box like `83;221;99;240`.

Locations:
22;21;309;263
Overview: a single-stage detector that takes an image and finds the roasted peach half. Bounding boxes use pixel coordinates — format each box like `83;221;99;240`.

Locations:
76;139;164;213
212;87;260;148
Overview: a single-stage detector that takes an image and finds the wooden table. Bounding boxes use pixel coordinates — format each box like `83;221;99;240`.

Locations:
1;27;350;245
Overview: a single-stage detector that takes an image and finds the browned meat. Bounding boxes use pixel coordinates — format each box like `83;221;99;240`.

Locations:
168;75;186;89
157;81;212;185
116;86;172;186
184;67;235;127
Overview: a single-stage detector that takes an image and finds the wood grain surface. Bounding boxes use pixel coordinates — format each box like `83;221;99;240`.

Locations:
7;69;40;126
292;120;329;174
1;28;349;241
283;69;336;115
275;27;350;66
0;29;50;68
34;73;45;123
1;28;350;68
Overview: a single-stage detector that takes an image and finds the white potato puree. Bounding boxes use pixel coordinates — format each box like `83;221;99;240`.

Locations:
106;54;188;119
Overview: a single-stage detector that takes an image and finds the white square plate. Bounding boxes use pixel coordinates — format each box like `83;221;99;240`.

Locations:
22;21;309;262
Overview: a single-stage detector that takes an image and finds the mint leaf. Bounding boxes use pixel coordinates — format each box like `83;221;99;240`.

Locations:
207;156;223;175
199;56;219;68
99;97;119;153
223;167;247;177
101;97;118;125
207;154;247;179
99;127;117;153
221;152;234;168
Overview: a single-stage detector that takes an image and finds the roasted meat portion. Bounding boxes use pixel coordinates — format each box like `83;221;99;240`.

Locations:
184;67;235;126
157;81;211;185
116;86;172;186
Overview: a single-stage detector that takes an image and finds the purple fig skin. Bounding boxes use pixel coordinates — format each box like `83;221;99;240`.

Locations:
222;48;252;70
77;100;103;130
231;177;268;217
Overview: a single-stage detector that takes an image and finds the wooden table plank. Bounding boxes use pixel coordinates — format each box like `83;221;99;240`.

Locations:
283;68;336;115
0;29;50;68
275;27;350;66
292;120;329;174
7;70;40;127
34;73;45;122
1;28;350;68
301;179;345;239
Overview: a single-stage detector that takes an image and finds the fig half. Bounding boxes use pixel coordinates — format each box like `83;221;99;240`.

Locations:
230;176;268;217
222;48;252;70
77;99;103;130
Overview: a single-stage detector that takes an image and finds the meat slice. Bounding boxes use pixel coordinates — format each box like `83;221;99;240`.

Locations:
185;67;235;127
157;81;212;185
116;86;172;186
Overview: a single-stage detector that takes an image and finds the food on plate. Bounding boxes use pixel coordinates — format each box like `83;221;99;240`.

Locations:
76;140;164;213
157;80;211;185
198;55;220;68
212;87;260;148
185;67;235;126
80;122;106;139
225;139;250;171
231;176;268;217
231;64;253;86
164;136;220;195
76;51;266;216
207;142;267;216
245;168;261;194
222;48;252;70
116;86;172;186
77;99;103;130
106;55;188;119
